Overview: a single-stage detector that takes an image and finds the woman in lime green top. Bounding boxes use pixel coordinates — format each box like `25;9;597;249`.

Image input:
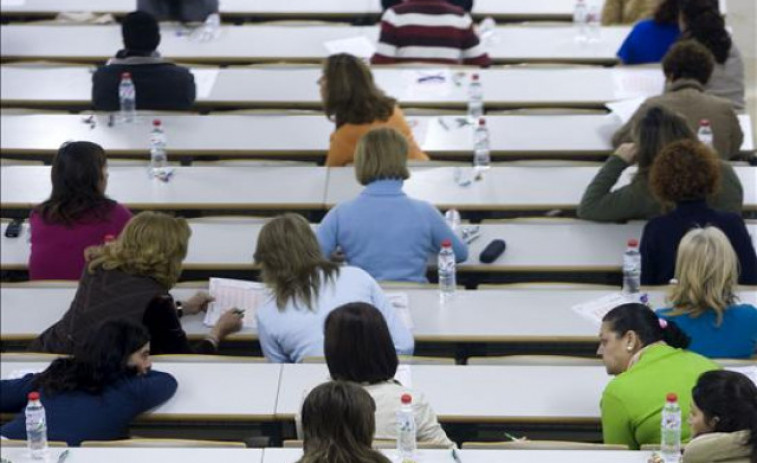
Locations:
598;303;719;449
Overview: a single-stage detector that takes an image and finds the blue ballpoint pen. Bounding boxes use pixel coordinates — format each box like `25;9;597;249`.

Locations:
57;449;70;463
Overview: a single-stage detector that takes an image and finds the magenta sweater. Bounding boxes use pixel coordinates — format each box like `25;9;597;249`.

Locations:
28;204;132;280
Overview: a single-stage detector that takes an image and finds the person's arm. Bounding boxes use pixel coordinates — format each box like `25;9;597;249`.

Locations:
616;27;638;64
128;370;178;412
577;153;644;222
325;128;354;167
142;295;194;355
316;208;339;260
185;69;197;106
426;205;468;263
371;12;399;65
369;276;414;355
601;0;623;25
414;392;456;448
601;389;638;449
256;315;289;363
639;221;659;285
711;162;743;214
460;16;491;67
0;375;36;413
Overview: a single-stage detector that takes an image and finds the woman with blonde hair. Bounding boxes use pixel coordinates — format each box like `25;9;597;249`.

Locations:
30;211;242;355
317;127;467;282
254;213;414;363
320;53;428;167
656;227;757;359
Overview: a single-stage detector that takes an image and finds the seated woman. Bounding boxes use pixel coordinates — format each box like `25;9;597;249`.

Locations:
29;141;132;280
317;128;467;283
297;381;391;463
641;140;757;285
616;0;680;65
599;303;718;449
320;53;428;167
657;227;757;359
321;302;454;447
1;320;176;446
578;106;743;222
680;0;745;110
29;211;242;355
254;213;414;363
683;370;757;463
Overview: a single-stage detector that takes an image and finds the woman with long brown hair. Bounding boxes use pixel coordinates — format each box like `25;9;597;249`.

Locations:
320;53;428;166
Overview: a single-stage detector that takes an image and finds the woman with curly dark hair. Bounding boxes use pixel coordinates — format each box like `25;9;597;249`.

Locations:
640;139;757;285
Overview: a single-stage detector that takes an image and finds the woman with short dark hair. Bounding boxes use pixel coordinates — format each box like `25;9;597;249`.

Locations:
322;302;454;448
1;320;176;446
29;141;132;280
598;303;718;449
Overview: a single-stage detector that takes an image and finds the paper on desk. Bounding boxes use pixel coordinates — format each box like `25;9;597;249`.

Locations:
571;293;640;326
323;36;376;59
407;118;430;150
611;68;664;100
395;364;412;388
401;69;454;99
727;366;757;386
386;291;413;330
190;68;220;99
203;277;265;329
606;96;645;124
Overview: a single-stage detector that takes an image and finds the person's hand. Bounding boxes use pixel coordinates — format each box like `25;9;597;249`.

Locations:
182;291;214;315
613;143;637;164
210;309;244;340
330;248;346;264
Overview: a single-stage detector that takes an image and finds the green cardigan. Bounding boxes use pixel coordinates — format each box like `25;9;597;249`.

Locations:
577;156;744;222
601;344;719;450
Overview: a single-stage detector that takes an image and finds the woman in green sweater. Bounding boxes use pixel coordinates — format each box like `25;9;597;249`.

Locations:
578;106;743;222
598;303;719;449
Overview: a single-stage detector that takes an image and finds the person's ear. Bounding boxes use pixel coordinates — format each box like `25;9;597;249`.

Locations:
623;331;640;352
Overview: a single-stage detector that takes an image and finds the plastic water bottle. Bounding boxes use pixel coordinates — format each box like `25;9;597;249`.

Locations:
622;239;641;294
397;393;417;463
25;392;48;460
697;119;714;148
473;118;491;175
444;209;461;234
660;393;682;463
573;0;588;43
149;119;169;179
438;239;456;301
118;72;136;123
586;4;601;42
467;74;484;122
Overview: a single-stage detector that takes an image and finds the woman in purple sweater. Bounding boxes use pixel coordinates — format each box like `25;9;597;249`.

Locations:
29;141;132;280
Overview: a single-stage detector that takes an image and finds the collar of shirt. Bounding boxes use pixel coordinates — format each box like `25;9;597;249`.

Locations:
673;199;709;216
361;179;406;197
665;78;705;94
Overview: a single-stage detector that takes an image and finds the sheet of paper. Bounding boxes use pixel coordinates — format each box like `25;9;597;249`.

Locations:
395;364;412;389
323;36;376;59
190;68;220;99
203;277;265;329
571;292;642;327
727;366;757;386
611;68;664;100
606;96;646;125
386;292;413;330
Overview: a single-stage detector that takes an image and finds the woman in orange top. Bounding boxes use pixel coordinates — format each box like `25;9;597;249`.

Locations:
319;53;428;167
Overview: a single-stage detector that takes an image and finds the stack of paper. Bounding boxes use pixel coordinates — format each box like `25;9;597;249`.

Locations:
203;277;265;329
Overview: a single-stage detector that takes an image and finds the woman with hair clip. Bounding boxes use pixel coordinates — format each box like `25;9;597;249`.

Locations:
598;303;719;449
320;302;454;447
616;0;681;64
679;0;745;110
578;105;743;222
29;211;242;355
297;381;391;463
254;213;414;363
1;320;177;446
319;53;428;167
683;370;757;463
29;141;132;280
657;227;757;359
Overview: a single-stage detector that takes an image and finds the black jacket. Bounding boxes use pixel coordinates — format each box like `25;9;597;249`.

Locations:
91;54;196;111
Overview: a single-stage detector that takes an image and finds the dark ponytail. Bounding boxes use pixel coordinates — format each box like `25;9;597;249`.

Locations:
602;303;691;349
692;370;757;463
679;0;731;64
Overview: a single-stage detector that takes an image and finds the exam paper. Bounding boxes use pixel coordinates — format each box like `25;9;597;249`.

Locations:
611;68;664;100
386;292;413;330
571;293;641;326
606;96;646;124
323;36;376;59
203;277;265;328
190;68;220;99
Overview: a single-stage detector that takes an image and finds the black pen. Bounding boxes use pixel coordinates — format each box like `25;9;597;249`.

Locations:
57;449;70;463
451;448;463;463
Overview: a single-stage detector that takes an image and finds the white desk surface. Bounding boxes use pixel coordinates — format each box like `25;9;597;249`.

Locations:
0;65;665;108
3;283;755;343
325;166;757;211
0;24;629;64
0;361;281;420
0;165;328;210
2;113;752;156
262;448;655;463
276;363;610;421
0;0;726;19
0;448;264;463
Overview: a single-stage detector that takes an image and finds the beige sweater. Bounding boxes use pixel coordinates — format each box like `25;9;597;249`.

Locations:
683;431;752;463
601;0;659;25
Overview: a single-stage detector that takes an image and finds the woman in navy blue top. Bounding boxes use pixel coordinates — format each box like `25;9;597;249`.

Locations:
617;0;680;64
640;140;757;286
656;227;757;358
1;320;177;446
